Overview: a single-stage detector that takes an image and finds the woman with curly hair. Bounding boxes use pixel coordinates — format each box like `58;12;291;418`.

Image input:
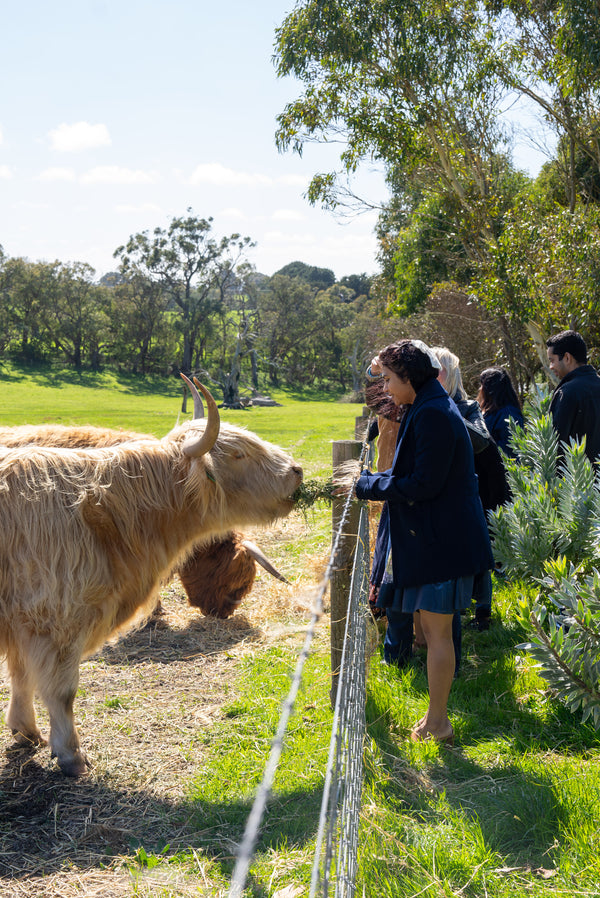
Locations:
356;339;493;744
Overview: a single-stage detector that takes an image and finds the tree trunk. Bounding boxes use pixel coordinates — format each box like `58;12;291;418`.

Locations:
250;349;259;390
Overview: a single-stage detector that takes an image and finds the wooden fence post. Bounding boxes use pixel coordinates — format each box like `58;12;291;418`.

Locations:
330;439;362;708
355;406;370;441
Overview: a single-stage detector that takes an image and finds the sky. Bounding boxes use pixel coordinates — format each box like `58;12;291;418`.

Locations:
0;0;552;283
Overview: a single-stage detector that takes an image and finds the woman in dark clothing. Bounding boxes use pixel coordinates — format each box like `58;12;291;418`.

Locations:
432;348;510;631
355;340;493;744
477;367;524;456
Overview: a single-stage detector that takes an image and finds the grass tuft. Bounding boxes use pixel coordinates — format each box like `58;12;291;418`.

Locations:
292;477;335;511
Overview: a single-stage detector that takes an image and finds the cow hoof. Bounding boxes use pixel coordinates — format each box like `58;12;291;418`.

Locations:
57;750;92;777
11;728;46;747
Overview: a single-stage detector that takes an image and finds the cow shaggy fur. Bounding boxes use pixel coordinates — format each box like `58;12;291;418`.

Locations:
0;424;267;618
0;407;302;776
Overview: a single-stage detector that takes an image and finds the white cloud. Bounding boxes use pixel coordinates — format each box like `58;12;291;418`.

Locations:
264;229;317;247
80;166;157;185
272;209;305;222
219;206;248;220
189;163;273;188
115;202;162;214
279;173;310;188
48;121;111;153
37;167;77;182
0;164;12;179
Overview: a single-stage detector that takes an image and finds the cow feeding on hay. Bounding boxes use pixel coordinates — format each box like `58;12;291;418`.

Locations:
0;377;302;776
0;425;288;620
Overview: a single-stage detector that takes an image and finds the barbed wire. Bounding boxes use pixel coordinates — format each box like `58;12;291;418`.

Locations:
227;433;373;898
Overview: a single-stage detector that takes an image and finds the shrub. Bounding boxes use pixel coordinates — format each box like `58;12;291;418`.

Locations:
489;412;600;727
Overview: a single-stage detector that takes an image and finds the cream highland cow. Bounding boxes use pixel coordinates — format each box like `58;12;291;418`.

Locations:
0;377;302;775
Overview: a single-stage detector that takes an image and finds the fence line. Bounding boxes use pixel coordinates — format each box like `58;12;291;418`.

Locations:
227;437;372;898
309;501;370;897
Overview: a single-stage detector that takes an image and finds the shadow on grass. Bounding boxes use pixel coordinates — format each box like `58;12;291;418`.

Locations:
272;385;348;403
96;612;262;667
0;745;319;888
365;616;600;872
1;361;181;397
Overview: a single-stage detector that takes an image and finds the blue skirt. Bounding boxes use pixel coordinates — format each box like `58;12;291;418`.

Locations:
379;575;474;616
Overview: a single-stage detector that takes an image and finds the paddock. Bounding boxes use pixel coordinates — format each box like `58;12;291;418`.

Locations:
0;513;325;898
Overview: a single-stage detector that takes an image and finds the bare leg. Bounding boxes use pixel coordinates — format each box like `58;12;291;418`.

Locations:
412;610;455;742
413;611;426;648
6;655;44;745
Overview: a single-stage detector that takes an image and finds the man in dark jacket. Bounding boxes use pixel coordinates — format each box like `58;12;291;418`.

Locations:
546;330;600;466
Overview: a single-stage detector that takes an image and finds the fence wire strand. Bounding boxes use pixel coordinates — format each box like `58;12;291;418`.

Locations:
227;435;372;898
310;501;370;898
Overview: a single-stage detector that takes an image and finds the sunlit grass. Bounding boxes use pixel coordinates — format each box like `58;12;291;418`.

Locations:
0;360;360;478
3;363;600;896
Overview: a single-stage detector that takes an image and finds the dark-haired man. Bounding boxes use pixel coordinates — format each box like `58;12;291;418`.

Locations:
546;330;600;465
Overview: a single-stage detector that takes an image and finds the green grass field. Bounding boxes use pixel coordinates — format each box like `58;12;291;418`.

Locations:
1;363;599;897
0;362;360;479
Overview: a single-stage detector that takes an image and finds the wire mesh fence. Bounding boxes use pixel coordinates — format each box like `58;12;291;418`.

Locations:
309;501;370;898
227;437;372;898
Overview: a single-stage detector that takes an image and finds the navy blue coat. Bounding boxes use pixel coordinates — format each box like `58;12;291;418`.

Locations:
482;404;524;456
356;379;493;589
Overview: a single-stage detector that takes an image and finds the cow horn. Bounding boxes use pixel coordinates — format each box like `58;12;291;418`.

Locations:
179;373;205;419
181;377;220;458
241;539;290;584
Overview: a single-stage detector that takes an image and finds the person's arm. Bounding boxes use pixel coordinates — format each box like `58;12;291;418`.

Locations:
550;388;578;447
356;407;456;503
365;355;383;381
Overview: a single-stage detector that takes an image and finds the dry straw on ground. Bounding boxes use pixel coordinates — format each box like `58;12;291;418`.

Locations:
0;513;330;898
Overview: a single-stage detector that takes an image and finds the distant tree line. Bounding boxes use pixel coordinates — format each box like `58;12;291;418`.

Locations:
0;212;378;403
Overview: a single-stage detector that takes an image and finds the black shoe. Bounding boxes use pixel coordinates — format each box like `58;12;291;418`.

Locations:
468;617;490;631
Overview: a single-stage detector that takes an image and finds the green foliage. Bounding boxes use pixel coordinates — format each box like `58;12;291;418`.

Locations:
489;415;600;579
390;193;463;317
518;559;600;728
489;408;600;727
474;201;600;336
113;209;254;375
0;228;374;393
274;260;336;290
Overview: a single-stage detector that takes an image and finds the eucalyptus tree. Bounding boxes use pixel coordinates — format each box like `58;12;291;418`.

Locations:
108;273;176;375
273;0;600;377
0;257;60;360
274;0;510;260
207;262;262;404
274;0;600;237
485;0;600;211
114;210;254;374
45;262;110;371
255;273;321;387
